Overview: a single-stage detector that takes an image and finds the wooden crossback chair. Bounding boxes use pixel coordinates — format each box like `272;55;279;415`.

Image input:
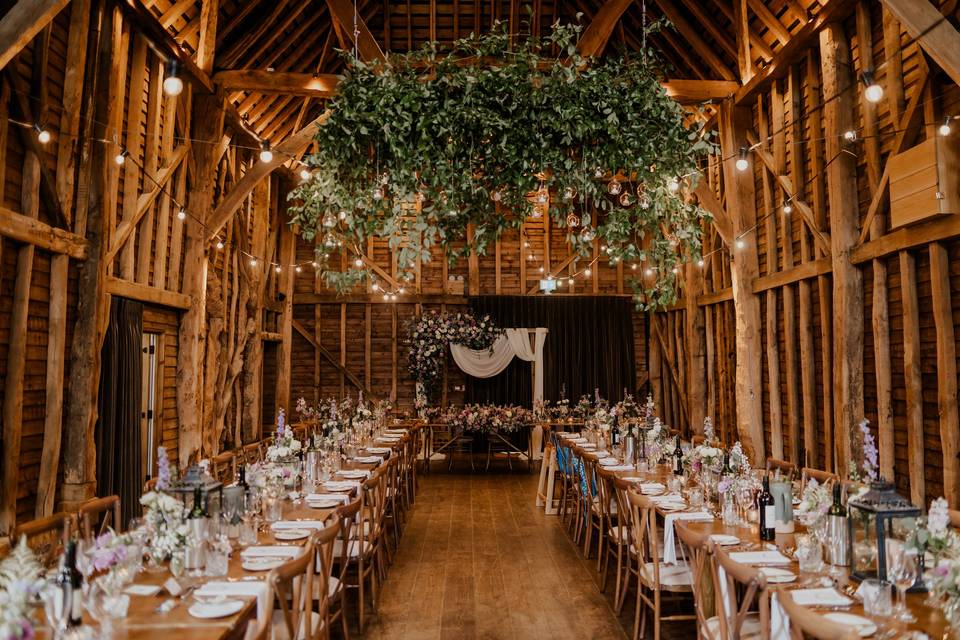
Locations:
594;464;620;578
801;467;839;492
607;475;637;614
310;519;340;640
78;495;122;542
775;589;859;640
330;498;361;640
211;451;236;484
673;523;717;640
712;543;769;640
13;513;75;567
242;442;262;465
766;458;797;478
268;540;319;640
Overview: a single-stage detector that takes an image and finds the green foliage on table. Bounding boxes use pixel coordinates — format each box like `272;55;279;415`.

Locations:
288;22;716;307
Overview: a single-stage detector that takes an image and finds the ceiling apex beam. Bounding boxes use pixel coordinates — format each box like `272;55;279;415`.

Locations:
215;70;340;96
576;0;633;58
326;0;386;62
651;0;738;81
662;79;739;103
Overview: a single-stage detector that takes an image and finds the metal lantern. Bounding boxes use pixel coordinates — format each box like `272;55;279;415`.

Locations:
847;480;923;590
170;464;224;516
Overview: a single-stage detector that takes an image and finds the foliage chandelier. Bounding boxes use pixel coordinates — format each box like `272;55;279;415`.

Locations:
288;23;716;307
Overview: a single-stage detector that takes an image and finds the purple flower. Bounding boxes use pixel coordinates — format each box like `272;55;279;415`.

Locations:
156;446;171;491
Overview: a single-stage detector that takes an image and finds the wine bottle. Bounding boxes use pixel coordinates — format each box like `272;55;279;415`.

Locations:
721;452;733;478
611;416;620;447
759;475;776;541
57;540;83;627
828;482;846;517
638;429;647;461
673;435;684;475
237;464;249;491
189;485;205;519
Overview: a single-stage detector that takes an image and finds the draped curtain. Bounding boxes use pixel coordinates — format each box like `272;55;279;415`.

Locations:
96;297;143;524
450;328;548;400
465;296;637;407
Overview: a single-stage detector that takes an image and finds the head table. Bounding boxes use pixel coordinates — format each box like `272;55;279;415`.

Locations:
32;436;408;640
560;434;948;639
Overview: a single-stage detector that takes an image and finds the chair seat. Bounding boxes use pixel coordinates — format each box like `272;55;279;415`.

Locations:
328;575;340;597
608;525;628;543
591;497;617;515
333;538;374;558
700;613;763;640
270;610;321;640
639;561;692;589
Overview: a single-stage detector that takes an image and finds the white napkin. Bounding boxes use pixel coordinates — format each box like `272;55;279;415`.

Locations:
352;456;384;464
271;520;325;531
599;457;619;466
622;476;646;483
305;493;349;504
324;480;362;491
728;550;792;566
337;469;371;479
384;429;407;435
240;545;303;559
787;588;852;607
194;581;270;623
770;593;789;640
662;512;714;564
606;465;636;471
639;482;666;494
366;447;391;454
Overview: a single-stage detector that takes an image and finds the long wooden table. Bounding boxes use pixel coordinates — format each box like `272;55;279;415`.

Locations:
41;434;410;640
562;437;948;638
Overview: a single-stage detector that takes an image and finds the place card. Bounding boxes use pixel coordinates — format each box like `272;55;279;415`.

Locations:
163;576;184;596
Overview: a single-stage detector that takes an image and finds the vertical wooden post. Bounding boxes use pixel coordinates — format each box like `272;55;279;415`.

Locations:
899;251;925;504
177;91;224;466
929;243;960;506
275;216;296;411
685;262;706;432
718;98;765;461
819;23;863;478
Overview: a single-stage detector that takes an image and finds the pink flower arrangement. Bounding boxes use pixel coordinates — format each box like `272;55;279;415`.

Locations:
449;404;533;435
406;311;501;397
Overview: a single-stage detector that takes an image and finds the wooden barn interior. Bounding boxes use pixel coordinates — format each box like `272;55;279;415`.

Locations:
2;0;960;637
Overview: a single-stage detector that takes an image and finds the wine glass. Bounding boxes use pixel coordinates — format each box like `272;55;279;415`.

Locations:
735;482;755;527
888;546;918;623
40;580;70;638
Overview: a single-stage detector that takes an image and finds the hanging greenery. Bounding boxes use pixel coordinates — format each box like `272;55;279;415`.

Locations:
287;22;716;308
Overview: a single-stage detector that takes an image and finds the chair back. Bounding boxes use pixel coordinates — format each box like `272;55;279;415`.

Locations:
766;458;797;478
594;465;618;522
801;467;839;492
712;544;770;640
611;476;635;533
268;540;319;640
775;589;858;640
13;513;75;567
674;523;717;639
78;495;122;541
211;452;236;484
309;519;341;632
242;443;261;465
626;490;664;583
362;467;388;544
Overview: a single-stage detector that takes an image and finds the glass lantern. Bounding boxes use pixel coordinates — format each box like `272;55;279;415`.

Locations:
847;480;923;590
170;464;224;516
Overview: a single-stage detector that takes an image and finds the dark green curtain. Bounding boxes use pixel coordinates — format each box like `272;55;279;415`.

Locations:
464;296;638;407
96;297;143;524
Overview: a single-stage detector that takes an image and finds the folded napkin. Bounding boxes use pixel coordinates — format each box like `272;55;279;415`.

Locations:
384;429;407;435
649;493;685;504
622;476;646;483
606;465;637;471
599;457;620;466
728;550;792;565
579;444;597;450
352;455;384;464
194;581;270;623
366;447;392;454
639;482;666;494
337;470;371;479
240;545;303;559
662;512;714;564
569;437;588;443
324;480;362;491
770;589;853;640
558;432;581;439
271;520;325;531
305;493;349;504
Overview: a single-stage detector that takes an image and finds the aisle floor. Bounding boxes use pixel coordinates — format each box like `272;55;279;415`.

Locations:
361;467;630;640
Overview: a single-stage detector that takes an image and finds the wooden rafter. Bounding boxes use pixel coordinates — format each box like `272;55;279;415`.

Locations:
292;319;375;398
215;70;339;96
881;0;960;88
0;206;88;259
745;0;791;43
0;0;71;72
652;0;737;81
576;0;633;58
326;0;386;62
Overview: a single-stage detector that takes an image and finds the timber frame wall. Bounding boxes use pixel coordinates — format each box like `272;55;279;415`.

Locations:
658;0;960;509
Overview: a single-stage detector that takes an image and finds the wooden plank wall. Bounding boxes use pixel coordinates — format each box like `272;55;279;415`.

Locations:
657;0;960;507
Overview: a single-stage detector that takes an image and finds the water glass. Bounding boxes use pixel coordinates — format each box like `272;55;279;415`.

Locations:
862;578;893;617
887;545;918;622
239;517;259;546
688;487;704;510
795;534;823;573
205;545;230;577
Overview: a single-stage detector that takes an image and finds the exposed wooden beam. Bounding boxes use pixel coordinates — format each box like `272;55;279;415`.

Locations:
105;276;191;309
0;206;89;259
195;0;219;74
326;0;385;62
652;0;737;81
693;183;733;246
206;111;329;241
576;0;633;57
294;293;469;304
0;0;71;72
292;319;375;398
214;70;339;96
746;0;791;43
662;80;739;103
881;0;960;88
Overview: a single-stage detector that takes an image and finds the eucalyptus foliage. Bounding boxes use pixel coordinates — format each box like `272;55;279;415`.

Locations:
288;23;715;307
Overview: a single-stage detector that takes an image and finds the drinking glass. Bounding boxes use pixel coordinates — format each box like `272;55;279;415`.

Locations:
205;537;230;577
687;487;704;510
862;578;893;617
888;546;918;622
736;483;755;527
41;581;69;639
795;534;823;573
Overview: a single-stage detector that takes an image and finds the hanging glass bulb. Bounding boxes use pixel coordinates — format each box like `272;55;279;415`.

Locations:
562;186;577;201
607;179;622;195
373;185;385;200
619;192;633;207
536;184;549;204
566;212;580;228
323;233;337;248
322;212;337;228
594;167;605;179
580;227;596;243
491;189;503;202
531;206;543;220
337;210;348;221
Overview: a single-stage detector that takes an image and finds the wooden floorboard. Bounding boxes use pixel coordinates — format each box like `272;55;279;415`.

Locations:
360;469;631;640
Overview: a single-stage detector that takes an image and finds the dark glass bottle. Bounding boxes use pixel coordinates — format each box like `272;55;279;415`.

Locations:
721;452;734;478
611;416;620;447
638;429;647;461
673;435;684;475
828;482;846;517
759;475;776;541
57;540;83;627
237;464;249;491
189;485;205;519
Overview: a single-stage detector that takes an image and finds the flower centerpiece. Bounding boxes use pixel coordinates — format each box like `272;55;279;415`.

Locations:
450;404;532;435
848;418;878;484
0;537;44;640
907;498;960;567
573;395;594;420
139;489;188;568
796;478;832;532
612;392;641;437
295;397;317;423
266;409;302;463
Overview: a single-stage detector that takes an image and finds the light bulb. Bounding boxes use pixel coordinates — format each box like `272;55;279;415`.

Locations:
861;71;883;103
735;238;746;250
338;211;348;221
215;239;224;250
783;202;793;214
536;187;548;204
600;244;607;252
35;125;50;144
607;179;622;195
176;208;186;220
644;267;653;277
398;287;405;294
163;61;183;96
538;266;545;273
672;266;680;275
311;261;319;268
735;147;749;172
250;258;258;267
383;293;389;301
630;263;637;270
373;186;384;200
567;278;574;286
523;241;530;249
295;265;302;273
584;268;592;277
371;283;379;291
668;178;680;193
843;130;857;141
322;212;337;228
940;117;952;136
299;168;311;181
697;258;705;268
354;257;364;268
527;254;534;261
610;256;619;264
274;265;282;274
114;150;127;165
259;141;273;163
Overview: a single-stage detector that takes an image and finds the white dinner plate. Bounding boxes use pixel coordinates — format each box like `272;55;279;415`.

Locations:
241;558;286;572
758;567;796;583
274;529;310;540
709;534;740;546
822;613;877;637
658;503;688;512
307;499;341;509
188;600;245;618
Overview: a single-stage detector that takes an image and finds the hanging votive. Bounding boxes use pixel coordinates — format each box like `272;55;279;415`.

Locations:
491;189;503;202
566;212;581;228
322;212;338;228
619;192;633;207
607;179;622;196
323;233;337;248
594;167;605;179
580;227;596;243
562;186;577;201
373;185;385;200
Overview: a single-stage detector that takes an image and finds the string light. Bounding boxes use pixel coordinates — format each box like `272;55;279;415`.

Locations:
176;207;186;220
940;117;952;136
783;202;793;214
354;257;364;268
584;267;592;277
735;237;746;250
259;140;273;163
538;266;545;273
644;267;654;277
371;282;380;291
299;167;311;181
114;150;127;165
843;130;857;141
667;177;680;193
735;147;749;171
295;265;302;273
34;124;50;144
249;258;258;267
861;70;883;103
216;239;224;250
398;287;405;294
383;293;389;301
162;60;183;96
697;258;705;268
274;265;282;274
